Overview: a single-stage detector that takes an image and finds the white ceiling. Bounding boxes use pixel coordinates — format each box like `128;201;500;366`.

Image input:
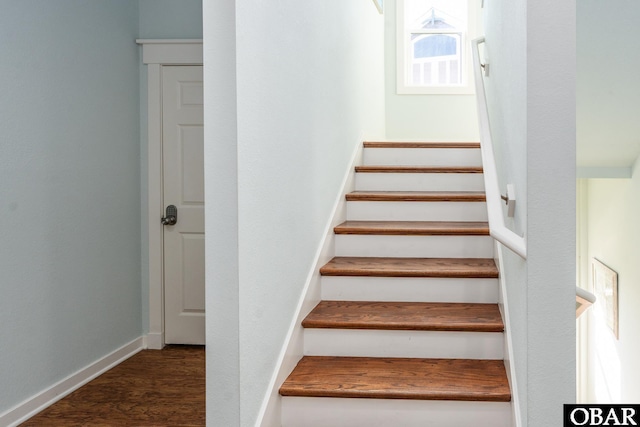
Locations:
577;0;640;171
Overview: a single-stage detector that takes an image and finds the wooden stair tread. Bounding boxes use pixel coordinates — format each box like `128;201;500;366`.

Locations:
364;141;481;149
346;191;486;202
334;220;490;235
356;165;483;173
280;356;511;402
320;257;499;278
302;301;504;332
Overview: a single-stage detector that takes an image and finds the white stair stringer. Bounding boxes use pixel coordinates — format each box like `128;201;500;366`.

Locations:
355;172;485;192
282;397;512;427
334;234;493;258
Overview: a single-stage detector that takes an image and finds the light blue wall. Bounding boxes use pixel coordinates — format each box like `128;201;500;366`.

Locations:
139;0;203;39
138;0;202;334
0;0;140;416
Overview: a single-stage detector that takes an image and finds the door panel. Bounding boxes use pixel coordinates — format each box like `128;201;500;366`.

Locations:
162;65;205;345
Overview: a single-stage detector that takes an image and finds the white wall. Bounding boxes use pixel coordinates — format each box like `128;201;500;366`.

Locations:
0;1;141;416
483;0;576;424
482;0;528;421
526;0;577;423
204;1;385;425
384;0;480;140
204;0;240;424
577;0;640;405
582;158;640;403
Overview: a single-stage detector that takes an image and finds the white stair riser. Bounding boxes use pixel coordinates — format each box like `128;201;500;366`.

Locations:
356;173;485;192
321;276;499;303
281;397;512;427
364;148;482;167
347;201;488;221
304;329;504;359
334;234;493;258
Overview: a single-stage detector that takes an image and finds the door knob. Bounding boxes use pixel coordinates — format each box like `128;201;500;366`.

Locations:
161;205;178;225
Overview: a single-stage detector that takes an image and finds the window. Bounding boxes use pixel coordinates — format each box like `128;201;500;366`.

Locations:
397;0;478;94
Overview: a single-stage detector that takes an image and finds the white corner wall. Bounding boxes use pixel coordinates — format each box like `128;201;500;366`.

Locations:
203;0;240;425
526;0;576;424
582;158;640;403
204;1;385;425
483;0;576;424
384;0;480;140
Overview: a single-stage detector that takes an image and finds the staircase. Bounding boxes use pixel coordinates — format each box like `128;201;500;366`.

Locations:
279;142;512;427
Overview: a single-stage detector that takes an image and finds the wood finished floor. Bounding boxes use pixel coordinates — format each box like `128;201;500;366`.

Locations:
302;301;504;332
346;191;486;202
320;257;499;278
280;356;511;402
363;141;481;149
334;220;490;235
20;345;204;427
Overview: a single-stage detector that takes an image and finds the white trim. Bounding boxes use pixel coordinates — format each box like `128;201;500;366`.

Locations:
137;39;203;44
576;179;589;402
140;42;203;350
137;39;203;65
147;62;165;349
145;332;164;351
372;0;383;14
0;337;145;427
256;137;365;427
494;244;523;427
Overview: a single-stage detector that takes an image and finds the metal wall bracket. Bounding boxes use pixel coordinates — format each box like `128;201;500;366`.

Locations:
501;184;516;218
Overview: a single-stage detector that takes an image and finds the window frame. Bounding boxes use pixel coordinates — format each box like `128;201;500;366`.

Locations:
396;0;478;95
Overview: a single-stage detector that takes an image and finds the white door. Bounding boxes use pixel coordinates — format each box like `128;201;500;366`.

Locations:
162;66;205;345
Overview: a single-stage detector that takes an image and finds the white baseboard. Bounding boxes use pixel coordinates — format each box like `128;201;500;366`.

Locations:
495;244;523;427
255;137;365;427
0;336;145;427
145;332;164;350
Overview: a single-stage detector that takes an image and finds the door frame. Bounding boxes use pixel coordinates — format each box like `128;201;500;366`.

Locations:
137;39;203;349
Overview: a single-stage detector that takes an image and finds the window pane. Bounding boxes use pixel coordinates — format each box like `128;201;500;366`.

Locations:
413;34;458;58
438;61;447;84
410;33;461;86
449;59;460;83
423;62;432;84
412;63;421;85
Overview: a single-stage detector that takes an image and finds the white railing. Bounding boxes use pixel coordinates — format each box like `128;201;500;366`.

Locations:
471;37;527;260
471;36;595;318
